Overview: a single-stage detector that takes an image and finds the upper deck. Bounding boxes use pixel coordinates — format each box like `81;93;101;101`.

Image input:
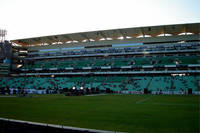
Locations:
11;23;200;50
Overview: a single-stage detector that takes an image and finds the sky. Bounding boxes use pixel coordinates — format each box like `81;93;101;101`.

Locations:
0;0;199;40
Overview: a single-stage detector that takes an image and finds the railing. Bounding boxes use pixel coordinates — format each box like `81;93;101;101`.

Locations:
19;70;200;76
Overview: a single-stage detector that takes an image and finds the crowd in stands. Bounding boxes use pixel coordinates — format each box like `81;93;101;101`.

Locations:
0;75;199;95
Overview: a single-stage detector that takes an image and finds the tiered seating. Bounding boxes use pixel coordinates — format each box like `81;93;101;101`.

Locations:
91;59;105;67
149;76;171;91
75;60;90;67
156;57;174;65
21;55;199;70
179;56;199;64
0;63;10;74
173;76;197;91
131;76;151;90
113;58;131;66
1;76;199;92
0;77;24;88
134;58;150;65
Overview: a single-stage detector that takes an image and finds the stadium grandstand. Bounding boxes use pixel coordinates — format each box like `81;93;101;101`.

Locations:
0;23;200;95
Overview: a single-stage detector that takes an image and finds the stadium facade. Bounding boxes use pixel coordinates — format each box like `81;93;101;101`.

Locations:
0;23;200;95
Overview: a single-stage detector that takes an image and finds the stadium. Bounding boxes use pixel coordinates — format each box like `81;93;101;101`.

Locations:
0;23;199;133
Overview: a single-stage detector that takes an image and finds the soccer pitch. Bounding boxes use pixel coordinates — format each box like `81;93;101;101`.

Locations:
0;94;199;133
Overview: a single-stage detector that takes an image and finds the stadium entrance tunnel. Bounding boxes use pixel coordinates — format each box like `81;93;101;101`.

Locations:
144;88;148;94
188;88;192;94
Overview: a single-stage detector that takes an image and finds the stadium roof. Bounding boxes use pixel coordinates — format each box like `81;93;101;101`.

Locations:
11;23;200;46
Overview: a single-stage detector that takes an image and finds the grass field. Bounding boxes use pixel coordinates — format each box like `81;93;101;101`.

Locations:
0;94;199;133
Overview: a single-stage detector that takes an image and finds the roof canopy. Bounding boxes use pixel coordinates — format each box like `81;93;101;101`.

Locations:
11;23;200;46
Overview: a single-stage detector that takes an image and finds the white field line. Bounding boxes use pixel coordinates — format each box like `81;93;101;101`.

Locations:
85;94;108;96
136;95;154;104
141;102;198;106
0;117;126;133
